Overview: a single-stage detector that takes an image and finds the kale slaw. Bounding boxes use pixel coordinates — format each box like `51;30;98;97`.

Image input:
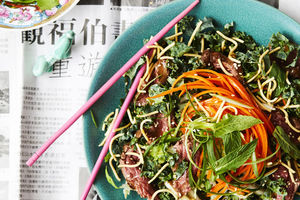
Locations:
93;16;300;200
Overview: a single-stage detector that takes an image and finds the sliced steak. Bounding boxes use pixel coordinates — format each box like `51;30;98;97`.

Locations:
270;109;300;146
120;145;157;200
135;59;170;107
171;136;200;197
172;170;192;197
270;49;298;70
153;59;169;84
135;92;149;107
172;136;191;163
147;113;176;139
201;49;245;84
270;165;300;200
201;49;211;66
287;64;300;79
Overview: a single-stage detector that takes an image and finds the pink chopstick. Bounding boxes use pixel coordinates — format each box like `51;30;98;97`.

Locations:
80;65;146;200
80;1;200;199
26;0;200;167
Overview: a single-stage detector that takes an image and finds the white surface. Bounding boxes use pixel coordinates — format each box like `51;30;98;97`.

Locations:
279;0;300;23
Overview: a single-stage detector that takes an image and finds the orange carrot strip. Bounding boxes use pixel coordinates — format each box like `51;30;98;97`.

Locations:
207;169;212;180
197;151;204;177
226;76;253;104
212;184;228;200
211;181;226;193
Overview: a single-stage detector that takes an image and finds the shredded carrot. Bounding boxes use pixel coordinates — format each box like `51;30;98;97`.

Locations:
149;70;275;183
208;181;228;199
209;181;225;194
282;98;286;105
207;169;212;180
197;151;204;177
212;186;228;200
251;88;260;93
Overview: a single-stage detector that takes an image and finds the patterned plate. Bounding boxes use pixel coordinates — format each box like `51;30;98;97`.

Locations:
0;0;79;30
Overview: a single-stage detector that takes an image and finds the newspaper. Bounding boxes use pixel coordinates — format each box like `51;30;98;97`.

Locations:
1;1;171;200
0;0;299;200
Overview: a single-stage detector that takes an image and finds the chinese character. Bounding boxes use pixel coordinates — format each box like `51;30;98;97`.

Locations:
22;28;45;45
49;58;72;78
49;19;76;45
80;18;107;45
78;52;101;77
111;21;120;39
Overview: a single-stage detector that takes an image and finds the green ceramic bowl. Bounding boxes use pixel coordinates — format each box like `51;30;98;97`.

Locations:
84;0;300;199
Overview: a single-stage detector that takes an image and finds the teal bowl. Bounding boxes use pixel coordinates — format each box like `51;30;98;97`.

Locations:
84;0;300;199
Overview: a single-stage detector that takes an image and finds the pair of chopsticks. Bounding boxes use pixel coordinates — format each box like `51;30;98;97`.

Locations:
26;1;200;199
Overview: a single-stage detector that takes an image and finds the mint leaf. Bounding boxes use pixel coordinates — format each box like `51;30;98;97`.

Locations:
105;166;120;189
189;114;261;138
37;0;59;11
213;139;257;175
206;139;217;164
214;114;262;137
223;131;242;154
273;126;300;159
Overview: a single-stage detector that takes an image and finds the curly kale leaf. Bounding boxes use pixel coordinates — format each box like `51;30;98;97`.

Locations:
269;33;295;61
124;57;145;81
199;17;215;32
233;31;257;51
177;16;195;37
148;84;166;104
166;40;193;57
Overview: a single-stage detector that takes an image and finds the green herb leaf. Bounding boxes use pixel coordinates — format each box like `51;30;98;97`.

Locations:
37;0;59;10
233;31;257;51
214;114;262;137
269;32;295;61
206;138;217;165
90;110;98;128
188;163;195;188
223;22;235;36
105;166;120;189
124;57;145;81
199;17;215;32
149;144;166;164
167;40;193;57
188;118;215;132
177;16;195;37
273;126;300;159
223;131;242;154
213;139;257;175
104;153;111;163
148;84;166;104
269;62;286;96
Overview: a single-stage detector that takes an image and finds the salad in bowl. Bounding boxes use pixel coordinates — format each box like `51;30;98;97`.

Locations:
97;16;300;200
